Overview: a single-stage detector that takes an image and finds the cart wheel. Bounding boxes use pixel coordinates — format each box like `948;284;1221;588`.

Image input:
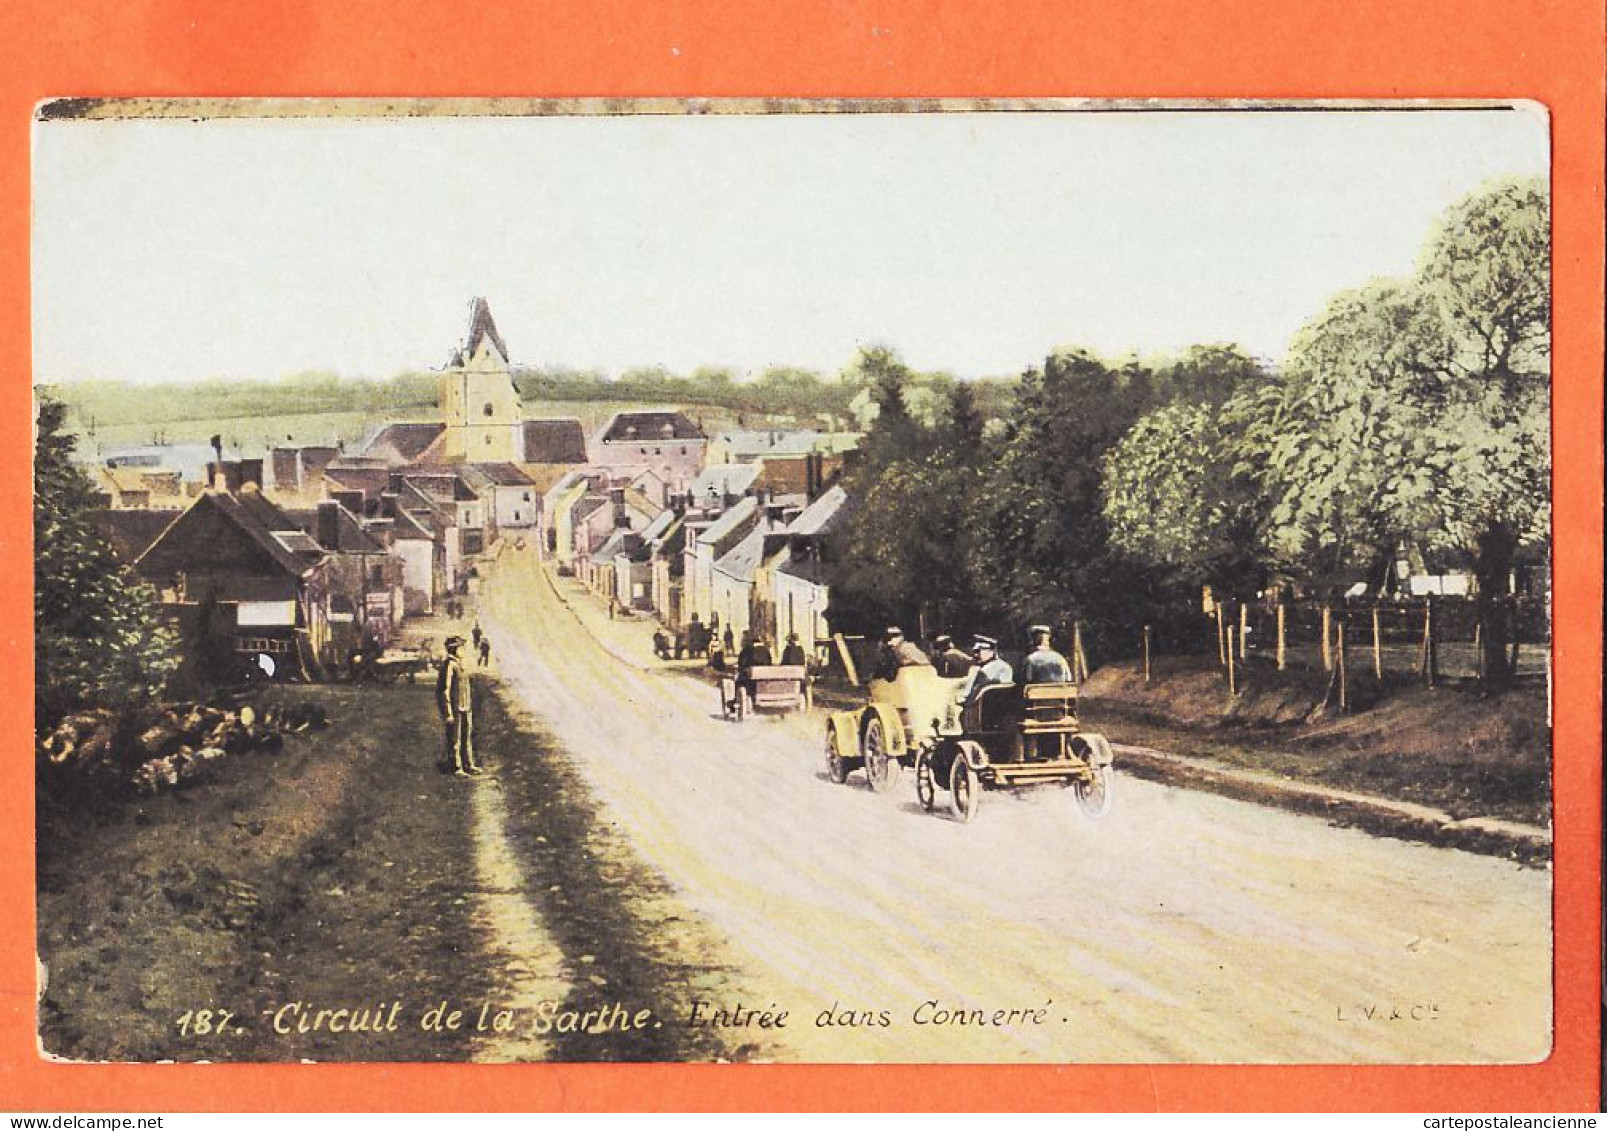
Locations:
862;716;900;794
825;728;849;784
1074;763;1113;819
915;749;937;812
949;754;980;824
719;683;732;720
735;688;747;722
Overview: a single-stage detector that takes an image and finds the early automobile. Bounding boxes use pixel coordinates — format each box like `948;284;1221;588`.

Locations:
720;664;811;721
822;663;1113;822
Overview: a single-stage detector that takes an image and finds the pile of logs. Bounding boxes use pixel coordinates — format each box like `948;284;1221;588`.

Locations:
37;700;329;795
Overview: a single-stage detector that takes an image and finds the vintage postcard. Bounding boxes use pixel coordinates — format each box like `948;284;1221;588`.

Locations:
29;99;1562;1073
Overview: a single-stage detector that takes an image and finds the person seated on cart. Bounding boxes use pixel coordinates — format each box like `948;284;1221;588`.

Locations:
872;625;931;683
941;634;1013;729
780;632;807;667
735;632;774;703
931;633;973;677
961;635;1014;705
1021;624;1073;684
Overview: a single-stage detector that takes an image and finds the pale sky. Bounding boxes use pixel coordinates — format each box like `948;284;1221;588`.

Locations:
32;106;1548;385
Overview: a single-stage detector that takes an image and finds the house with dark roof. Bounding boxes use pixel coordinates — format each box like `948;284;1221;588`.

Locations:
769;484;852;657
133;486;335;680
712;497;805;646
395;470;490;557
684;495;760;628
282;500;407;644
460;462;538;530
90;508;182;564
575;485;661;594
361;422;447;467
378;504;439;614
640;505;689;623
591;409;708;494
521;417;588;466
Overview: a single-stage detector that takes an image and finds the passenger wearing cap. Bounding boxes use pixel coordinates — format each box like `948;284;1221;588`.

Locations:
1022;624;1073;685
931;633;973;678
938;634;1012;729
959;634;1014;708
872;624;931;683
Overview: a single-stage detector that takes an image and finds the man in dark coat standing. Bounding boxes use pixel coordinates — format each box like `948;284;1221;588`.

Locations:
436;636;481;778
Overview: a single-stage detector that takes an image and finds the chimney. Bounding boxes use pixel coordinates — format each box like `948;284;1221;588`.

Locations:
332;488;365;514
316;500;341;550
610;486;626;529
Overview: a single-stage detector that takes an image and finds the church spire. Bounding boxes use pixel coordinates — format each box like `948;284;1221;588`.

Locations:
463;296;508;365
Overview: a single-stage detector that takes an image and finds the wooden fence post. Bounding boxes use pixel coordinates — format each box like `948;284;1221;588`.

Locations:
834;632;860;688
1371;607;1383;680
1423;599;1437;688
1474;621;1484;691
1215;604;1226;666
1320;605;1332;671
1276;603;1286;671
1142;624;1152;683
1073;621;1089;684
1546;648;1552;729
1226;626;1237;696
1336;613;1348;712
1239;602;1249;660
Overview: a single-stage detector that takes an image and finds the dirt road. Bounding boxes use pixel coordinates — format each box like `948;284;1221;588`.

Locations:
478;545;1551;1064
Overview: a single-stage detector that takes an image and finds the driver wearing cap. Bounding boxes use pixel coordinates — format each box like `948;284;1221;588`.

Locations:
961;634;1014;707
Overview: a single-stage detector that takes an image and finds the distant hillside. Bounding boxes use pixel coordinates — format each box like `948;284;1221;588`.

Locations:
39;362;1020;459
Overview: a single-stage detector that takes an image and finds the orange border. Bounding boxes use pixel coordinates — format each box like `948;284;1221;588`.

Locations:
2;0;1600;1112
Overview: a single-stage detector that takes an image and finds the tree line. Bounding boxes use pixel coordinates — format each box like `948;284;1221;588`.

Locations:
822;177;1549;692
42;360;1022;439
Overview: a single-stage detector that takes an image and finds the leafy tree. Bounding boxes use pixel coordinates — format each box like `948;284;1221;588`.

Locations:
1150;343;1268;410
823;350;990;634
1261;279;1454;588
1260;177;1549;688
965;348;1156;653
34;398;180;727
1102;400;1269;592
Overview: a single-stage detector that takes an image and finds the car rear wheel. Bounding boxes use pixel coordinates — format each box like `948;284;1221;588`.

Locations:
1074;763;1113;819
862;715;900;794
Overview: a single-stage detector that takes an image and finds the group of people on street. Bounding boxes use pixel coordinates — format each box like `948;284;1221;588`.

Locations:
873;622;1073;710
652;613;727;661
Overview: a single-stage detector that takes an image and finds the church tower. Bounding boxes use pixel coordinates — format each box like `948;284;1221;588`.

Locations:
440;297;523;463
